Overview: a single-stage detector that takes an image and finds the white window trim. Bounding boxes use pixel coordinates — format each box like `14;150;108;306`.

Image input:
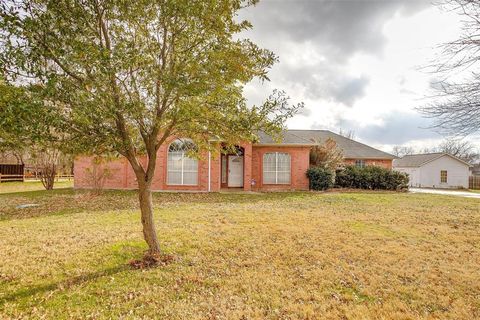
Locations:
263;152;291;185
167;141;198;186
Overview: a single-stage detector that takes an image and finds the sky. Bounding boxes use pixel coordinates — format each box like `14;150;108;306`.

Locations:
238;0;480;154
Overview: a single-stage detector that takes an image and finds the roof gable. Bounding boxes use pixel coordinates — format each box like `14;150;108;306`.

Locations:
393;153;472;168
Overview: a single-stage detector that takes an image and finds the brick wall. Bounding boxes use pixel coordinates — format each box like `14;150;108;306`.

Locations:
74;141;393;192
251;146;310;191
74;136;221;192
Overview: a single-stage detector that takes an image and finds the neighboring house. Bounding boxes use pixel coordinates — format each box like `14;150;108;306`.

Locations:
74;129;396;192
393;153;471;189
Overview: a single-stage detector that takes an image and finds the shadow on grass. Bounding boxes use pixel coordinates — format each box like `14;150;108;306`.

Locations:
0;264;128;306
0;187;75;198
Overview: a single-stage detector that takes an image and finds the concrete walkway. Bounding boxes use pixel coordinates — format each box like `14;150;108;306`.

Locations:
409;188;480;199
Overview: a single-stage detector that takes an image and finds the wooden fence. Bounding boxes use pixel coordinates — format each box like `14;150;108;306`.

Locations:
469;176;480;190
0;164;24;182
0;174;73;183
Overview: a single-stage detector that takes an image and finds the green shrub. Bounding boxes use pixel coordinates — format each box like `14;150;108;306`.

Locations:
335;165;409;191
306;167;334;190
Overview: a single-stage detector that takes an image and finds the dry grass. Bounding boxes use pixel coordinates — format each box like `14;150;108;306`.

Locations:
0;186;479;319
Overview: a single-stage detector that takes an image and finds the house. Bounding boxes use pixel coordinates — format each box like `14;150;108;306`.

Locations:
393;153;471;189
74;129;396;192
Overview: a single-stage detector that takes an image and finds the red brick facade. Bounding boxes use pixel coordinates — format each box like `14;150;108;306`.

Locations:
74;140;392;192
250;146;310;191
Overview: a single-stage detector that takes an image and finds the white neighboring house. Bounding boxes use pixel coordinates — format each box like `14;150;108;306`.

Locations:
393;153;471;189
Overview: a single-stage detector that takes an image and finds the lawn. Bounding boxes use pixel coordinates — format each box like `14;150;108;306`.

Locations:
0;186;479;319
0;179;73;194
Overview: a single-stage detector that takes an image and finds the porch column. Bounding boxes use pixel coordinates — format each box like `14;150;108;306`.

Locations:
242;142;252;191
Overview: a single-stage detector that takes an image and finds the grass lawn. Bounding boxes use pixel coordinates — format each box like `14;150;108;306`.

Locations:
0;186;479;319
0;179;73;194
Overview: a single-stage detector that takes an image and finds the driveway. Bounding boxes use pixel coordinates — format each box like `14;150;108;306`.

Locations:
409;188;480;199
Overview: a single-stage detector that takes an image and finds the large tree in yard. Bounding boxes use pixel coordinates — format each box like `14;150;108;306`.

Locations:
0;0;300;258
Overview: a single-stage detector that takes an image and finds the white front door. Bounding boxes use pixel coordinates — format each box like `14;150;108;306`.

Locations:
228;156;244;187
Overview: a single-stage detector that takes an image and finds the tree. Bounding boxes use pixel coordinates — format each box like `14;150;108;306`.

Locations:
0;79;65;189
0;0;300;259
391;145;415;157
338;128;355;140
427;138;479;163
310;138;344;172
420;0;480;136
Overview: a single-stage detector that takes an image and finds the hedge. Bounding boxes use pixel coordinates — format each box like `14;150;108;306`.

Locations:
335;165;409;191
306;167;334;191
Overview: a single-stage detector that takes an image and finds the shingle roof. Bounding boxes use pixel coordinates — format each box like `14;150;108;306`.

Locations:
393;153;471;167
256;130;396;160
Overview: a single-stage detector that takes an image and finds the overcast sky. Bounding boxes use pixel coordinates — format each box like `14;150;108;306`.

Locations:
239;0;480;153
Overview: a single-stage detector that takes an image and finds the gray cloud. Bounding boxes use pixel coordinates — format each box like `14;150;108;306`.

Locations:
242;0;430;61
337;112;443;145
332;76;370;106
240;0;431;106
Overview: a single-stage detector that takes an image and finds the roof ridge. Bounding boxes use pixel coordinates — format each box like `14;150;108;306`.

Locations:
286;129;396;159
403;152;445;157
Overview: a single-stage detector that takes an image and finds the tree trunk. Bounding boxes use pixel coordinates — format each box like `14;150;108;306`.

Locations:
138;183;162;255
40;164;56;190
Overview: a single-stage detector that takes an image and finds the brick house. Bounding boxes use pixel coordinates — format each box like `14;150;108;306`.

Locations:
74;129;395;192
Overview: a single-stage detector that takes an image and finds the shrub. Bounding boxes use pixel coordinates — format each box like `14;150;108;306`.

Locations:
306;167;334;190
310;138;344;172
335;165;409;191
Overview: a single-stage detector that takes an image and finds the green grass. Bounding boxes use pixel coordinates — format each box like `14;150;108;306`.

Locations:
0;179;73;194
0;186;479;319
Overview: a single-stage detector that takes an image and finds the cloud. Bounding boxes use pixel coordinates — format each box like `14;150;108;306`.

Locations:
240;0;430;107
332;76;370;106
241;0;430;60
338;112;443;145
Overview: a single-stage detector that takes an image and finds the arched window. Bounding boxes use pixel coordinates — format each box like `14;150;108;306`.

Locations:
263;152;291;184
167;139;198;185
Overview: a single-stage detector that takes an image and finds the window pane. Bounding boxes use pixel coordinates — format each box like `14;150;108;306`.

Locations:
183;157;198;171
277;153;291;184
183;171;198;185
263;153;276;172
277;153;290;171
167;171;182;185
277;171;290;184
263;171;276;184
168;152;183;171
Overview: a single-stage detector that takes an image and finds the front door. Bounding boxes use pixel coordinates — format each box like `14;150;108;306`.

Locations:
228;156;244;187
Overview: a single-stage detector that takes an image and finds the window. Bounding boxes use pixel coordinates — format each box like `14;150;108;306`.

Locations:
355;159;366;168
263;152;291;184
440;170;447;183
167;139;198;185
